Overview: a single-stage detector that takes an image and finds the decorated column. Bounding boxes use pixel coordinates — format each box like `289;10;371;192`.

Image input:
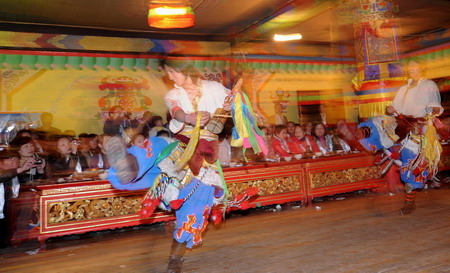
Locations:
352;0;406;119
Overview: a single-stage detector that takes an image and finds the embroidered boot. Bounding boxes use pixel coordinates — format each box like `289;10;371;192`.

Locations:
399;190;416;215
167;239;186;273
105;136;138;184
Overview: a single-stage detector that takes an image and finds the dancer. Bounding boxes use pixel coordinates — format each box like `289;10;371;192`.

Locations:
359;60;443;215
387;60;443;215
104;57;263;273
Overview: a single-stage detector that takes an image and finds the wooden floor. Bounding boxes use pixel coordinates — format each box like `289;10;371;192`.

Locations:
1;187;450;273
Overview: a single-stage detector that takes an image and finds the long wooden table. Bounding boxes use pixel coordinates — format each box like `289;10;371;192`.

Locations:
8;146;449;248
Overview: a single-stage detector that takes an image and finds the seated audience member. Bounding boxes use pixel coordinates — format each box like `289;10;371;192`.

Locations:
131;134;146;147
156;129;174;144
304;122;313;135
9;137;46;183
148;116;169;137
0;149;35;247
0;148;41;242
287;122;296;137
265;123;274;136
46;135;89;177
293;125;321;155
336;120;358;150
137;111;154;138
103;105;126;137
17;129;47;155
96;135;110;169
271;125;303;160
313;123;332;154
30;130;46;154
78;133;91;155
289;126;307;154
128;112;141;130
326;128;351;153
85;134;107;169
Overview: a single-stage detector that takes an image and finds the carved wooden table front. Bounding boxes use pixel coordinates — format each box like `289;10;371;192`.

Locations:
8;152;397;247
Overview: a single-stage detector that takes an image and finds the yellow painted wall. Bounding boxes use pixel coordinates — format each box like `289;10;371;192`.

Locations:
3;69;171;135
251;72;355;124
1;66;359;134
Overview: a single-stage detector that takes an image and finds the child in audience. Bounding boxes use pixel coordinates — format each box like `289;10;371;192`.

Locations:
148;116;169;137
131;134;146;147
293;125;321;156
271;125;303;160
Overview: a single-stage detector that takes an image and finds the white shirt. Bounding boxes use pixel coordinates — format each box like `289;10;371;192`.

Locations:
164;80;229;134
391;79;443;118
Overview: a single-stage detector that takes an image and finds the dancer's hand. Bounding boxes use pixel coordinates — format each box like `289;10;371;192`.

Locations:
431;107;441;116
185;111;211;126
223;99;232;112
386;105;396;114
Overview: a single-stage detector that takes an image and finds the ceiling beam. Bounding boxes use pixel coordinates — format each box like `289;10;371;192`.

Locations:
231;0;345;47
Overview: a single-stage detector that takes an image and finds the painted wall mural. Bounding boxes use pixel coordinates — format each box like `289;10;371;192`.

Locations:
0;38;448;134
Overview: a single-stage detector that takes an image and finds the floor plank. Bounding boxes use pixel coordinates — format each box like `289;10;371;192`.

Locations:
1;187;450;273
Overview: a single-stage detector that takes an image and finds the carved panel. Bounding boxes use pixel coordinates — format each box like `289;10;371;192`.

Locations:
42;184;112;195
227;176;301;199
311;166;382;188
48;195;142;224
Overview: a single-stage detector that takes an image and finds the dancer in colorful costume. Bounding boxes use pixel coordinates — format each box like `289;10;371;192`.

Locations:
104;57;264;273
358;60;443;215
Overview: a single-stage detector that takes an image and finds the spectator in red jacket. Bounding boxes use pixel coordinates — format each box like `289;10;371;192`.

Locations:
271;125;303;160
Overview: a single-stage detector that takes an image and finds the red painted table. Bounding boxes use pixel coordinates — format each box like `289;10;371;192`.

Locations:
10;145;449;248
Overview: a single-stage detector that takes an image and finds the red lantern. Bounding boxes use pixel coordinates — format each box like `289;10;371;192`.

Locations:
148;1;195;29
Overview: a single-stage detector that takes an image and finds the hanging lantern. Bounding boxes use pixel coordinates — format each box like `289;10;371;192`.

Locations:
148;0;195;29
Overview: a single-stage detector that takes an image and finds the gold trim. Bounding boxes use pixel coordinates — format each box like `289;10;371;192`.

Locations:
310;166;382;188
45;194;143;224
42;184;112;195
227;176;301;199
40;214;174;234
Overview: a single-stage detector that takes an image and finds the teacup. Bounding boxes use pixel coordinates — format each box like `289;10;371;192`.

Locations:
284;156;292;161
294;154;302;160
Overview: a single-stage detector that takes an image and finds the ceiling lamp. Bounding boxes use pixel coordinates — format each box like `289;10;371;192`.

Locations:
148;0;195;29
274;33;302;42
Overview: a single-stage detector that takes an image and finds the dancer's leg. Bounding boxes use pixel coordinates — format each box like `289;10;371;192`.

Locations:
105;136;138;184
167;239;187;273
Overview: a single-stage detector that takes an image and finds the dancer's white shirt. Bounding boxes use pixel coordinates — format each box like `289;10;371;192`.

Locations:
391;78;443;118
164;80;229;134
